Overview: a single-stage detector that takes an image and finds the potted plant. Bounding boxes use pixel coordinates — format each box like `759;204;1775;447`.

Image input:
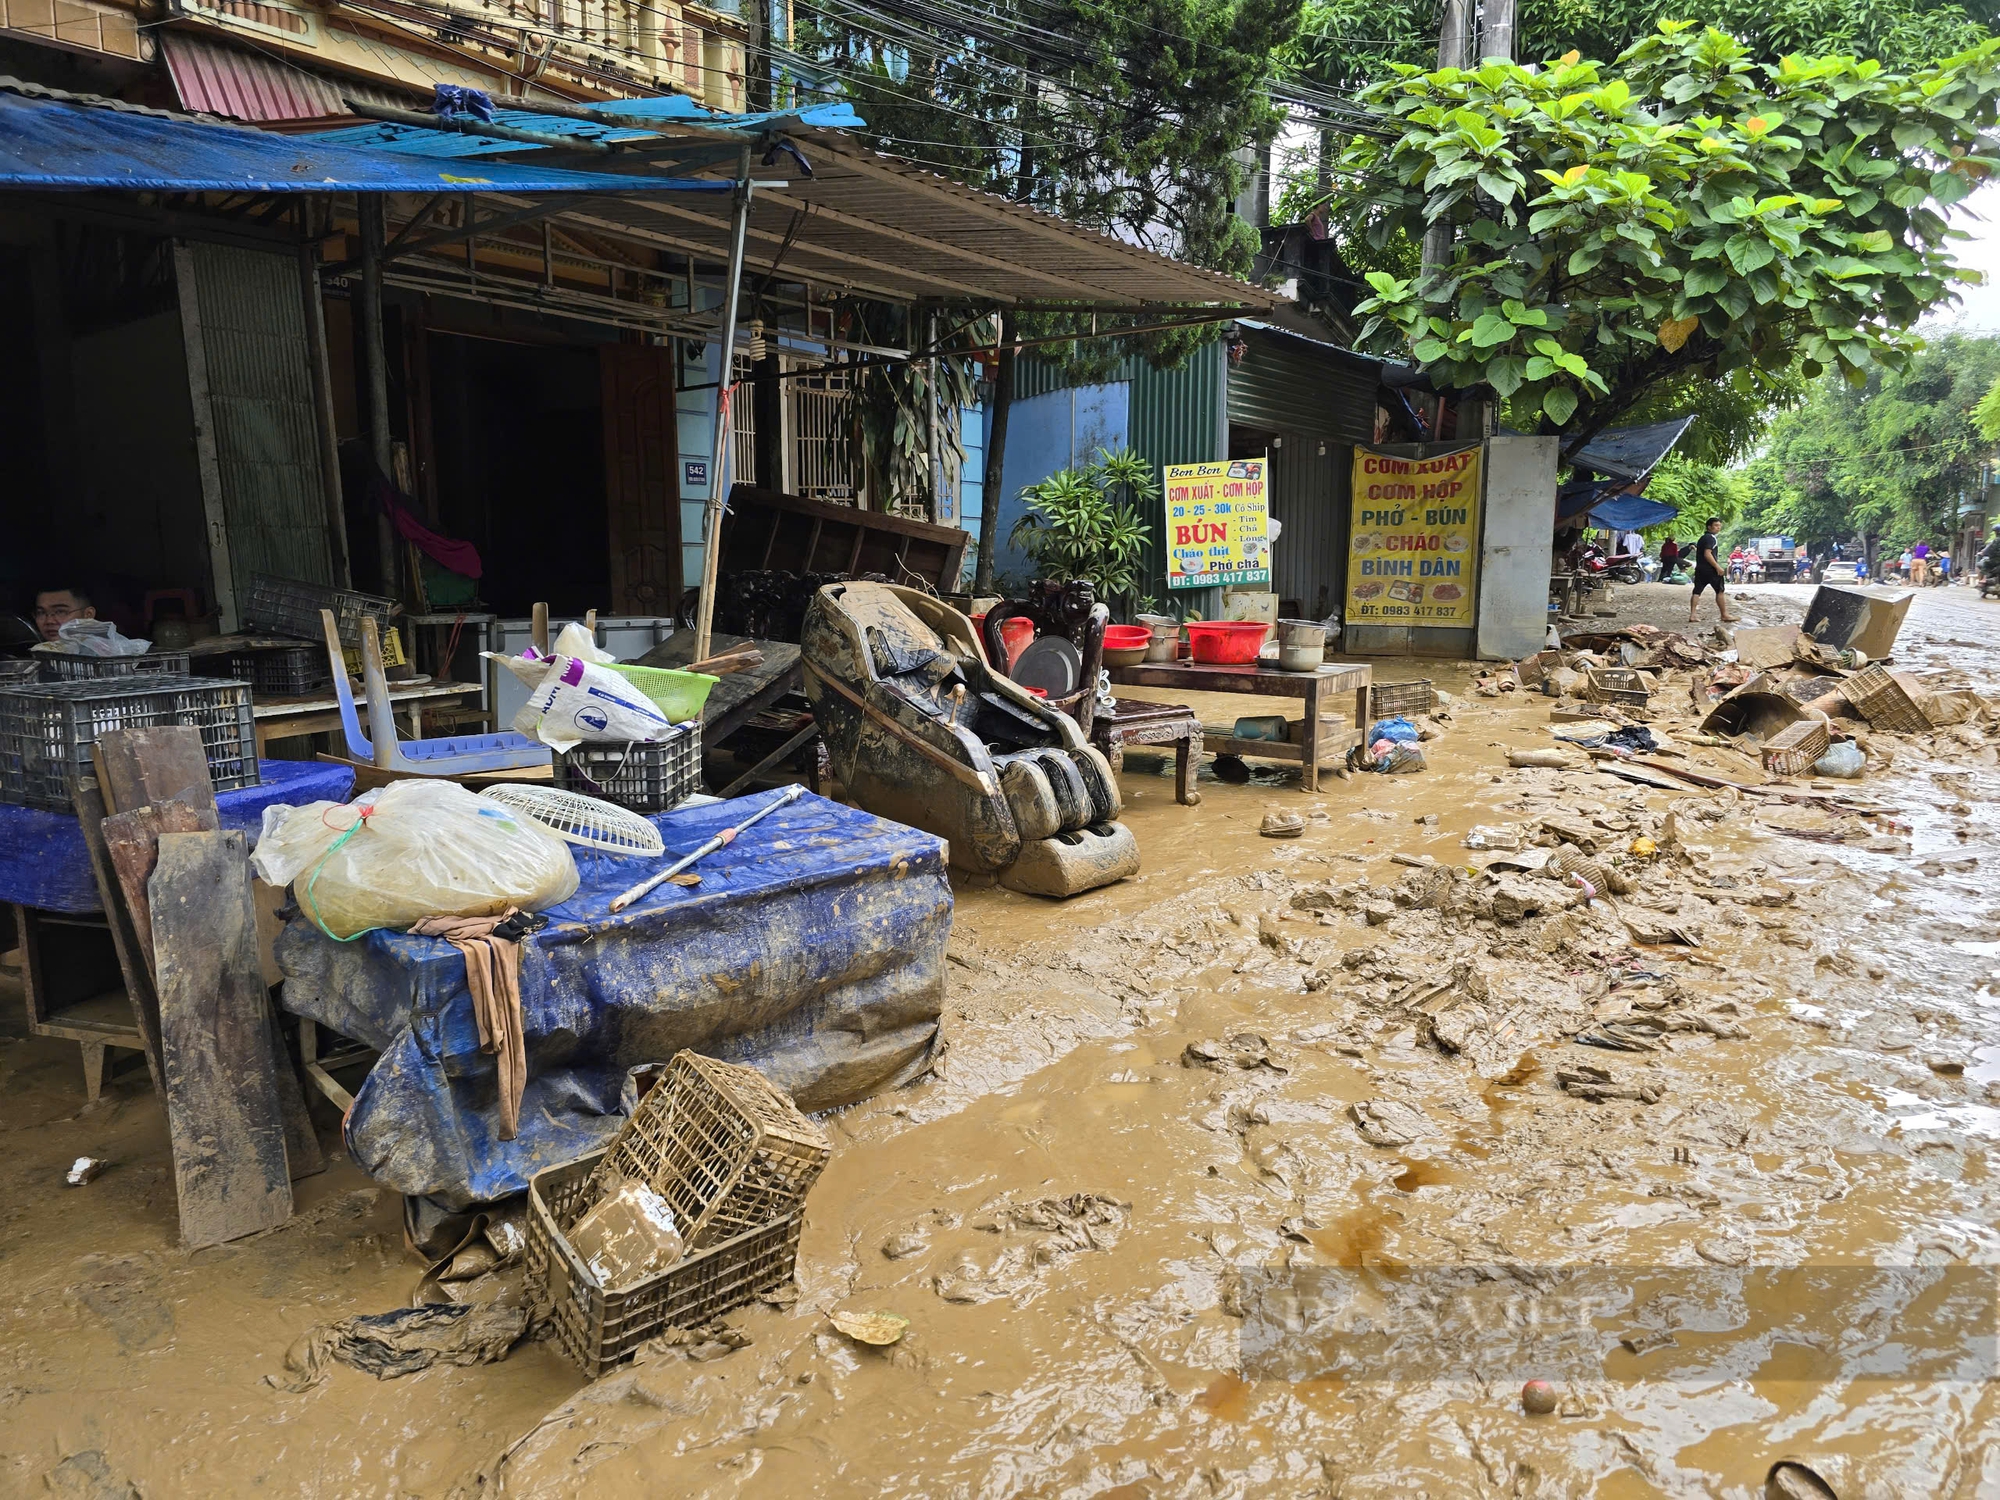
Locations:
1009;447;1159;617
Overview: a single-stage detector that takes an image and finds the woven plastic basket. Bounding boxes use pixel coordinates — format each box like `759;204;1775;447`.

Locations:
1586;667;1651;709
1761;716;1831;776
1844;662;1930;733
1369;679;1434;719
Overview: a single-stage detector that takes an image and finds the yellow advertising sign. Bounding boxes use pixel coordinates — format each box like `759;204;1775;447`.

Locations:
1345;445;1482;626
1164;458;1269;590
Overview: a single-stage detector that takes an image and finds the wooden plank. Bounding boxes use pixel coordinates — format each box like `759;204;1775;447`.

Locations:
149;830;293;1248
267;1002;326;1181
101;795;219;987
68;776;166;1093
92;727;217;818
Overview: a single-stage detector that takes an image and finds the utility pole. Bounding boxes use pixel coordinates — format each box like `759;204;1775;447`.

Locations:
1420;0;1473;276
1481;0;1517;63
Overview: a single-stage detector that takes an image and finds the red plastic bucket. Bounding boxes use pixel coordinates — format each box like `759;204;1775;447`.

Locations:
972;614;1037;671
1187;621;1270;664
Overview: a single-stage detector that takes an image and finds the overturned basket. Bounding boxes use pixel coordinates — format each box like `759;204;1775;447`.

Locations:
1843;662;1930;734
526;1051;831;1376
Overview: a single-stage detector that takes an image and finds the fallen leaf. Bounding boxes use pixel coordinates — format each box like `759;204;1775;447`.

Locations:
830;1310;908;1346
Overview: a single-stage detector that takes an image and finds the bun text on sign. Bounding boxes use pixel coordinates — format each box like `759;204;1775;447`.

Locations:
1346;445;1482;627
1165;458;1270;591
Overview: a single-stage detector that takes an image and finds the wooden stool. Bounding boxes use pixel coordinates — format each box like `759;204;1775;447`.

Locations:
1092;699;1201;806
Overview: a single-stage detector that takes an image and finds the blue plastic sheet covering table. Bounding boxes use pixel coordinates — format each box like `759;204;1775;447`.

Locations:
275;790;950;1208
0;758;356;914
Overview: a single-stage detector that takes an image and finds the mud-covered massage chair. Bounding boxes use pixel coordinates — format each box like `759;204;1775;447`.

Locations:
800;581;1140;897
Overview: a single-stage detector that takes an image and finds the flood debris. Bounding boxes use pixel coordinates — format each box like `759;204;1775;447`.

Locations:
830;1310;909;1346
1521;1379;1559;1415
1183;1034;1289;1073
1557;1064;1663;1104
65;1157;105;1187
1349;1099;1432;1147
274;1302;531;1391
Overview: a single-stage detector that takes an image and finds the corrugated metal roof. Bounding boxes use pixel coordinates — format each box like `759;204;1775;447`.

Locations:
0;82;737;193
307;109;1278;310
1227;323;1380;441
161;31;420;124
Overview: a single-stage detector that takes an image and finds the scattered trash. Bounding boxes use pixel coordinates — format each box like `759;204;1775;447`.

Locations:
1462;824;1522;852
274;1302;530;1391
1557;1064;1663;1104
1259;811;1305;838
1620;1329;1677;1356
1183;1034;1288;1074
476;785;666;856
65;1157;104;1187
1520;1379;1558;1415
1811;742;1866;779
1629;835;1658;857
641;1321;753;1362
566;1176;686;1292
1766;1460;1840;1500
1507;748;1571;769
830;1310;909;1346
1574;1019;1666;1052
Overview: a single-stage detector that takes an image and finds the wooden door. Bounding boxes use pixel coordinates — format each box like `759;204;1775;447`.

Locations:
600;344;682;614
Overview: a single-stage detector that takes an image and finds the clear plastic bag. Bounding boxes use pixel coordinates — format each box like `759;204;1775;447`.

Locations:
251;779;579;940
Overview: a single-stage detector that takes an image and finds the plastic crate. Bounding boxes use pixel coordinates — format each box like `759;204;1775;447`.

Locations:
1586;667;1651;709
38;650;191;681
1369;679;1434;720
527;1152;803;1378
241;573;396;650
554;722;702;812
0;677;259;812
193;645;328;698
1844;662;1930;733
598;1051;831;1252
1761;716;1830;776
0;659;39;686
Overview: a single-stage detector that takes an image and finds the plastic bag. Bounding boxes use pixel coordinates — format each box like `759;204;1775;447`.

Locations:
35;619;150;656
1811;742;1865;779
1367;716;1421;746
251;779;579;940
512;656;681;751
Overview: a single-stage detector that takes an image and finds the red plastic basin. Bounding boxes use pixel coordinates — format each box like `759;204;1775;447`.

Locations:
1187;620;1270;664
1101;625;1152;651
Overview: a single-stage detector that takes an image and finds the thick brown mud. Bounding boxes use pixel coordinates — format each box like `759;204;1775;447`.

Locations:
5;583;2000;1497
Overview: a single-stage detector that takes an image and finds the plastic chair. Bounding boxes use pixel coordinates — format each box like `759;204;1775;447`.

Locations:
320;609;551;774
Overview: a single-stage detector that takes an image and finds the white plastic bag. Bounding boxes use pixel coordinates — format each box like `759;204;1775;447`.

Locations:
511;655;678;751
481;620;616;693
252;779;579;940
34;619;151;656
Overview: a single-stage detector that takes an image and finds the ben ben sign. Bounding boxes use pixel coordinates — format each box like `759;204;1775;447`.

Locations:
1165;458;1269;590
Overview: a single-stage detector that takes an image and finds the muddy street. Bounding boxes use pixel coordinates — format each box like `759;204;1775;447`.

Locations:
6;586;2000;1497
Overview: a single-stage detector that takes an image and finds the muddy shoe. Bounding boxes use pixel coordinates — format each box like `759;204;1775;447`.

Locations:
1260;811;1305;838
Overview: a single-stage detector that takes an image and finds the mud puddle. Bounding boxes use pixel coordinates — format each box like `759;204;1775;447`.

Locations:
8;590;2000;1495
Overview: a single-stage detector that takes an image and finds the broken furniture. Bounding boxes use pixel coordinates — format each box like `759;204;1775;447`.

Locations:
320;611;551;777
1093;699;1203;806
710;484;969;598
628;628;824;792
274;790;946;1209
0;757;352;1094
978;580;1110;734
1104;658;1372;793
802;581;1139;897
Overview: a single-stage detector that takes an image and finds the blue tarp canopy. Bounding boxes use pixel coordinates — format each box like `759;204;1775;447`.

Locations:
1568;416;1696;484
311;97;867;160
0;89;735;194
276;790;949;1207
1589;491;1680;531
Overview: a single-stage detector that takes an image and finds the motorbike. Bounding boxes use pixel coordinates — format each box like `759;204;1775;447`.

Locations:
1578;544;1648;586
1980;559;2000;600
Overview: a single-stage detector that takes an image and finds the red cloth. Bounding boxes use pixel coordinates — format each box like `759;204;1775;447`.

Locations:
373;479;483;580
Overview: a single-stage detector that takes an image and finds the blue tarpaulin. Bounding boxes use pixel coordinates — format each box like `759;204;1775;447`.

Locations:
0;757;355;914
1589;492;1680;531
310;97;868;160
275;790;949;1207
0;89;736;194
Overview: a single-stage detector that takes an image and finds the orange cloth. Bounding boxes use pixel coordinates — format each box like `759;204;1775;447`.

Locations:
409;909;525;1140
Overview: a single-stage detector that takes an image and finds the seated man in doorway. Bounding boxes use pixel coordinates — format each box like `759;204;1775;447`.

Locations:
32;585;95;643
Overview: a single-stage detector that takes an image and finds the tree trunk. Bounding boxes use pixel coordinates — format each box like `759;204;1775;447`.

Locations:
975;310;1016;594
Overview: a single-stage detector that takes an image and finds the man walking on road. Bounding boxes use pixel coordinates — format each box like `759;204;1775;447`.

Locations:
1688;517;1735;624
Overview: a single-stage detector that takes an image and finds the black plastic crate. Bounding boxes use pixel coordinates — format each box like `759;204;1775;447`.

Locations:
1369;678;1435;721
192;645;328;698
38;650;191;681
0;677;259;812
241;573;396;650
554;723;702;812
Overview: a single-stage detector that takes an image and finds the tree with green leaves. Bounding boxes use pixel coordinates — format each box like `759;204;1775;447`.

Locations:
1739;334;2000;557
1316;23;2000;461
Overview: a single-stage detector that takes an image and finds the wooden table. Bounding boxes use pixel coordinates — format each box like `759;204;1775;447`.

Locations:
1105;660;1372;793
251;680;484;752
631;630;804;747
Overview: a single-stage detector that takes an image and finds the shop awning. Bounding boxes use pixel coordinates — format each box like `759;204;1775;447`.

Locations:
0;82;732;196
309;98;1277;309
1589;491;1679;531
1567;416;1695;484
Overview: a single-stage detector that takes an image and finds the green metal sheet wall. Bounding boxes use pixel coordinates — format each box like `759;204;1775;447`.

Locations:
1225;327;1379;443
1132;339;1224;606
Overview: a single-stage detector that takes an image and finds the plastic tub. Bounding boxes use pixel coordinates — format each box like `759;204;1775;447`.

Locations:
1187;620;1269;665
974;614;1036;671
1101;624;1152;667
